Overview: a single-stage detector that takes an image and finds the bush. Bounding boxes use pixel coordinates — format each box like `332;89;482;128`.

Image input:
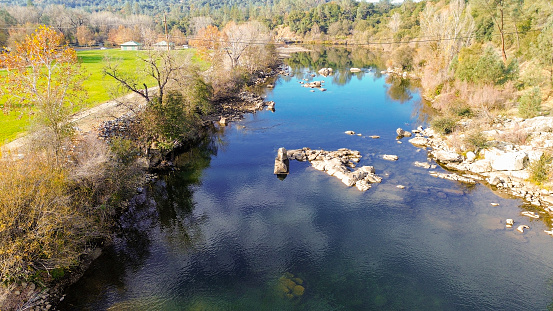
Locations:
518;87;542;119
455;44;518;85
0;153;95;283
464;130;488;150
529;153;552;185
431;116;457;135
390;45;415;71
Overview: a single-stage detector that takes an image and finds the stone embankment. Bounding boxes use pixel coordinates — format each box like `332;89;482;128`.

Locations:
406;116;553;212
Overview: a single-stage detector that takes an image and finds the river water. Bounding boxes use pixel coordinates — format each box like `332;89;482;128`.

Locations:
61;48;553;310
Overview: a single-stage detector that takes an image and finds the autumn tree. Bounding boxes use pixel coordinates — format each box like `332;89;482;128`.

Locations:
0;26;85;160
189;25;222;61
76;25;95;46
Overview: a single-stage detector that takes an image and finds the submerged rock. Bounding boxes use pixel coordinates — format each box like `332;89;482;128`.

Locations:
383;154;398;161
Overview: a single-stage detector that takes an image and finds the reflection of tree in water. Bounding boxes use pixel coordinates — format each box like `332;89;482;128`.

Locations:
285;46;387;85
385;75;414;103
60;136;220;309
150;135;219;250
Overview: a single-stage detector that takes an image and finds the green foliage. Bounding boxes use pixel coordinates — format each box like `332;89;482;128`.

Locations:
390;45;415;71
109;137;139;165
431;116;457;135
452;106;473;117
464;130;488;150
535;16;553;85
518;87;542;119
454;45;518;85
529;153;552;185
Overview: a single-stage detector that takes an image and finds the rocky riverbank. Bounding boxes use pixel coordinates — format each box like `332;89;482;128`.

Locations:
403;116;553;213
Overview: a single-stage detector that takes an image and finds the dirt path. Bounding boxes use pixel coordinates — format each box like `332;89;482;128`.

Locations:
1;91;148;154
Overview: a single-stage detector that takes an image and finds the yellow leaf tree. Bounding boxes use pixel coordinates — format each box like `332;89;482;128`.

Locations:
0;26;85;159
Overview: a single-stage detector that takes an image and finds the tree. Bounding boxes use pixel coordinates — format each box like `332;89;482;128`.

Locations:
104;50;212;148
535;17;553;85
0;26;85;161
220;21;270;69
189;25;222;61
388;12;401;34
76;25;95;46
471;0;520;63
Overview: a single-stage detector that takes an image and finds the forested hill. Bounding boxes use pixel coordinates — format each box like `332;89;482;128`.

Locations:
0;0;334;14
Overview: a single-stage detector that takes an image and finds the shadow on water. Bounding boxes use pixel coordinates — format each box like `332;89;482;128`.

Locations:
59;135;220;310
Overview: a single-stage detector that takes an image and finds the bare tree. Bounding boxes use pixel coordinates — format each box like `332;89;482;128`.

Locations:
191;16;214;35
388;12;402;34
220;21;271;69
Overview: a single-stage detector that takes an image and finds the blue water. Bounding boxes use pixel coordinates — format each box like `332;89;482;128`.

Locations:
61;55;553;310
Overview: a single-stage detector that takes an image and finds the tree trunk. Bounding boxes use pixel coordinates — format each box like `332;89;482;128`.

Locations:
499;6;507;63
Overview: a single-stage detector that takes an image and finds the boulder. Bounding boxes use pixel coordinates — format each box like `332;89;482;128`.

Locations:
466;151;476;162
345;131;355;135
432;150;463;163
350;68;361;72
468;159;492;173
274;158;289;175
274;147;290;175
383;154;398;161
219;117;228;126
318;68;333;76
356;180;371;191
490;151;528;171
409;137;430;146
396;128;412;138
277;147;288;161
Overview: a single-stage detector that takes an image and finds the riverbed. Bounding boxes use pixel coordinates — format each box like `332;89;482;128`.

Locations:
60;49;553;310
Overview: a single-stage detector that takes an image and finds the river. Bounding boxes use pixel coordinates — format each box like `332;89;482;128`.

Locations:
60;48;553;310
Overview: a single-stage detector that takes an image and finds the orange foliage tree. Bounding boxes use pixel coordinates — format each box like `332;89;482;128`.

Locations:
189;25;221;61
0;26;85;158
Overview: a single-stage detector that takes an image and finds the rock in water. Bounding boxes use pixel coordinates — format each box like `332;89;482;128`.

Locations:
274;147;289;175
383;154;399;161
396;128;412;138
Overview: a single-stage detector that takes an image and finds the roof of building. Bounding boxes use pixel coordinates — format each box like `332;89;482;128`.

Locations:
120;41;142;46
153;41;175;46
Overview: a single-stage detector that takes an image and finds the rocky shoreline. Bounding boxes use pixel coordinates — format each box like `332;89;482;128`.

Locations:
403;118;553;213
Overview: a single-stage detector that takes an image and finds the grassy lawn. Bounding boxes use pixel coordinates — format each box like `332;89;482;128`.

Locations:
0;48;205;145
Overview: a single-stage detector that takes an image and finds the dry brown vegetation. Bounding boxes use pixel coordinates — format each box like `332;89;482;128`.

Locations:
0;134;144;285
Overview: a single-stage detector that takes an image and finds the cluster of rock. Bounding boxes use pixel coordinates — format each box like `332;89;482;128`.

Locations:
380;67;418;79
210;91;276;125
406;118;553;211
318;68;333;76
278;273;305;299
276;147;383;191
97;114;137;140
301;80;326;91
249;64;290;86
1;282;57;311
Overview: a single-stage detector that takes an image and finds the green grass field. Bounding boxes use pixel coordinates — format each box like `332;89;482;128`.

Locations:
0;48;204;145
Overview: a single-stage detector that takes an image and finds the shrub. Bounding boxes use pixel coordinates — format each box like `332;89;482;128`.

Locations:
518;87;542;119
529;153;552;185
431;116;457;135
390;45;415;71
464;130;488;150
498;124;530;145
0;153;95;283
455;44;518;85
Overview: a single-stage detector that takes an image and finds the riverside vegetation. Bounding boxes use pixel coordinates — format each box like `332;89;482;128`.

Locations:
0;21;278;309
2;0;553;309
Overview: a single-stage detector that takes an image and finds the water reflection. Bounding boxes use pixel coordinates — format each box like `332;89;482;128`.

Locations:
285;46;386;86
